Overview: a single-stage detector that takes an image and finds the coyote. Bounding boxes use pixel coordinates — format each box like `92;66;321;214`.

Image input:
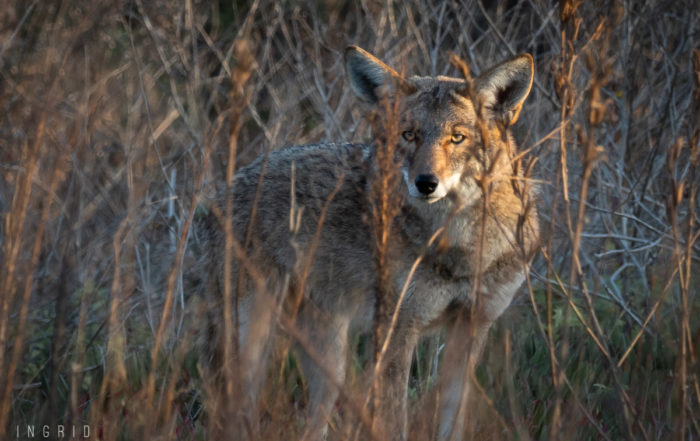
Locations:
205;46;539;441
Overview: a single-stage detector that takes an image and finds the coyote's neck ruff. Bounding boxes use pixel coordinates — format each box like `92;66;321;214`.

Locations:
207;46;539;441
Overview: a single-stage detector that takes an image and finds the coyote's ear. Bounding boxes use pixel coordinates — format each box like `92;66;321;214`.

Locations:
345;46;417;104
474;54;533;125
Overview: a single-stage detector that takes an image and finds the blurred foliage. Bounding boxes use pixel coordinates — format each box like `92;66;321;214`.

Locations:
0;0;697;440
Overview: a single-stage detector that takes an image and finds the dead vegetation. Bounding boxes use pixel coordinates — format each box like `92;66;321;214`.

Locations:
0;0;698;440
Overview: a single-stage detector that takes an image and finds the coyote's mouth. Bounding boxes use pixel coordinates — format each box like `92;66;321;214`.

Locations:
415;194;442;203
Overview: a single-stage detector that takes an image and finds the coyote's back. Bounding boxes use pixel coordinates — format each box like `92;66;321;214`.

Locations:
204;46;539;441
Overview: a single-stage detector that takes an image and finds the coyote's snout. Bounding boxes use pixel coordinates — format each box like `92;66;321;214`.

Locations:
205;45;539;441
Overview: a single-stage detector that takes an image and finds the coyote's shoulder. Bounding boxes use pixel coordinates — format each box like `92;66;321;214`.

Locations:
227;142;374;280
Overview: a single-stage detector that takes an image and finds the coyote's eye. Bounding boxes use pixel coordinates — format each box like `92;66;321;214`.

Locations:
451;133;466;144
402;131;416;142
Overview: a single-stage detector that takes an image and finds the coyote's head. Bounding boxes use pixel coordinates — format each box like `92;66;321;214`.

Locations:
345;46;533;205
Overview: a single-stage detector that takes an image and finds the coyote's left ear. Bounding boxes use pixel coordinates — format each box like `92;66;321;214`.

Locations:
474;54;534;125
345;45;417;105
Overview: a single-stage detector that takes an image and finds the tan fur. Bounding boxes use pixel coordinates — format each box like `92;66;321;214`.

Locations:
204;46;539;441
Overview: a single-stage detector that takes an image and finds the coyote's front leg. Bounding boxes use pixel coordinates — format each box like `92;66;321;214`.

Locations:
437;310;492;441
370;326;419;441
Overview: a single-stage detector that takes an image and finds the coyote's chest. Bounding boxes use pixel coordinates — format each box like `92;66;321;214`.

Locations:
386;201;487;318
423;245;474;281
395;200;481;278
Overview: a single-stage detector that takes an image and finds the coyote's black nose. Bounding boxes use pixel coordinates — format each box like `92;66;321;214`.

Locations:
415;174;439;195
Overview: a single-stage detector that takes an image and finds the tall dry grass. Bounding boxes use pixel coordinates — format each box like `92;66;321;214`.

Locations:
0;0;698;440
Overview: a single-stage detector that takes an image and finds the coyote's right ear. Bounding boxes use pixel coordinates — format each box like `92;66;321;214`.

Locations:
345;46;417;104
